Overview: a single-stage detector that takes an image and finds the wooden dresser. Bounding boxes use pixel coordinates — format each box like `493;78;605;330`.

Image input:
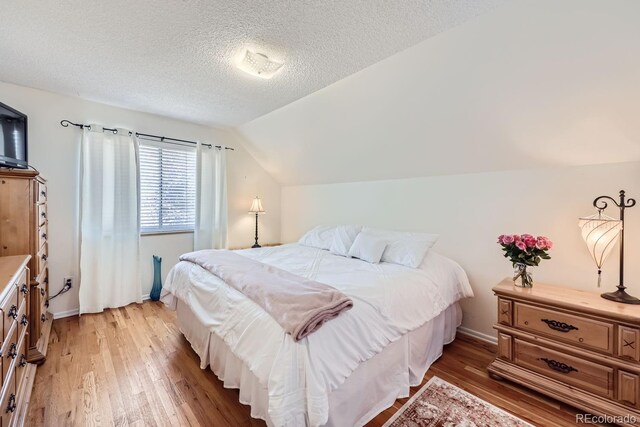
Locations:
0;170;51;365
489;279;640;423
0;256;33;426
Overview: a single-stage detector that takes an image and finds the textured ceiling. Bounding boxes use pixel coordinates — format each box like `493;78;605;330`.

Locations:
0;0;504;127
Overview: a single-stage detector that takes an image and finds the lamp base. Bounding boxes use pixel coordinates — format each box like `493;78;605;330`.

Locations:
601;288;640;305
252;243;261;248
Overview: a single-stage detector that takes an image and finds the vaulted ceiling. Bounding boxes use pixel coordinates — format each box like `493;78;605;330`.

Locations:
238;0;640;185
0;0;503;127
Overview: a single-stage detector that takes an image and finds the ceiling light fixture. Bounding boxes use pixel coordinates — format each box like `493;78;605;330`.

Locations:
237;50;283;79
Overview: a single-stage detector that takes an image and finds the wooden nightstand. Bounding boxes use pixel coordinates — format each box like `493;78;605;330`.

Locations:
488;279;640;422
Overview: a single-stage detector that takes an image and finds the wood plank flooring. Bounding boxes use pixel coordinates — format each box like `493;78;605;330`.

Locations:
27;301;582;426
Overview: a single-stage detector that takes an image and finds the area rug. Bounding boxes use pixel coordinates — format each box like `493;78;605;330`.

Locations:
382;376;532;427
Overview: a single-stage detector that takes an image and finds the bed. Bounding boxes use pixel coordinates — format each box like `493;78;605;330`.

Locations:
161;242;473;427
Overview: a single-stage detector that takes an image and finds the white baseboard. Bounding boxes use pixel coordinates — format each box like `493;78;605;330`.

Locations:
53;308;79;319
457;326;498;345
53;293;153;320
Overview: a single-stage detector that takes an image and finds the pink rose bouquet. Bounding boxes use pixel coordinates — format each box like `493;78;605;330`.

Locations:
497;234;553;267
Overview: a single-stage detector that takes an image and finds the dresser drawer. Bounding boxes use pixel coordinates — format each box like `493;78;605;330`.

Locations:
37;181;47;204
0;359;16;427
16;341;28;389
16;301;26;342
13;269;26;296
36;242;48;275
18;310;28;342
37;203;47;226
13;328;27;390
2;325;18;383
38;222;48;250
514;339;614;399
514;302;614;354
0;285;18;340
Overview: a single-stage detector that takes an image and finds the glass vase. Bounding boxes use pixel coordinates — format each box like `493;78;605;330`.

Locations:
150;255;163;301
513;263;533;288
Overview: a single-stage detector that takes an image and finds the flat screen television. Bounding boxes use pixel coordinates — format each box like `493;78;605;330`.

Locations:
0;102;28;169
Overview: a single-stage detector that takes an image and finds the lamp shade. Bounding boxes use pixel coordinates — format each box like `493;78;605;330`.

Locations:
578;212;622;271
248;196;265;214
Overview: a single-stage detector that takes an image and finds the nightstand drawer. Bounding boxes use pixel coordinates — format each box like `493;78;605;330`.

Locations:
514;339;614;399
498;298;512;325
618;371;640;408
514;302;614;354
619;326;640;362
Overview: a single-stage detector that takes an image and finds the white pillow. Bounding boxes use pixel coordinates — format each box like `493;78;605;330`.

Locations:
298;226;336;250
363;227;439;268
348;232;387;263
329;225;362;256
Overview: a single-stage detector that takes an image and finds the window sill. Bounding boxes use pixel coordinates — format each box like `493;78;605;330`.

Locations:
141;230;194;237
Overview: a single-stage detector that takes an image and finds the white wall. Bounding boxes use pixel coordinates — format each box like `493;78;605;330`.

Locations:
0;81;281;317
281;161;640;340
238;0;640;186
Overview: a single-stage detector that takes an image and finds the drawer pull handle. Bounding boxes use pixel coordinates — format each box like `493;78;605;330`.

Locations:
20;283;28;294
41;212;46;218
40;288;46;297
541;319;578;333
541;357;578;374
7;305;17;319
41;313;46;322
44;277;49;285
20;314;28;326
6;394;16;413
7;343;17;359
41;190;47;197
45;299;50;308
19;354;27;367
41;254;48;261
42;233;47;239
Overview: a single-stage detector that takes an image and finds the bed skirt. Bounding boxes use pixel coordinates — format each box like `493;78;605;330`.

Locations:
176;300;462;427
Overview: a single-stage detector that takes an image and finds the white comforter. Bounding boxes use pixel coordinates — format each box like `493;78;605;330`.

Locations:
161;243;473;427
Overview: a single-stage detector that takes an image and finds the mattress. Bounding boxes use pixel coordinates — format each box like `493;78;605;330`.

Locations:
161;243;473;426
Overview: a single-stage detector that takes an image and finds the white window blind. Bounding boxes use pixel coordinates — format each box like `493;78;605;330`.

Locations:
139;142;197;233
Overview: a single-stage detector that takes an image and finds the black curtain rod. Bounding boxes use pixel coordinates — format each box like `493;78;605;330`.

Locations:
60;120;234;151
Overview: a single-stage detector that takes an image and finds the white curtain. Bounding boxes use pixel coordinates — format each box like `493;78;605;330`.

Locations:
79;125;142;314
194;144;228;250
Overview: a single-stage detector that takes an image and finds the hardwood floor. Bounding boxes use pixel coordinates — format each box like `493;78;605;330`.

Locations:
27;301;582;426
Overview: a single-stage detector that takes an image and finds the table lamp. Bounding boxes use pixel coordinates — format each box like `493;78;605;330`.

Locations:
248;196;266;248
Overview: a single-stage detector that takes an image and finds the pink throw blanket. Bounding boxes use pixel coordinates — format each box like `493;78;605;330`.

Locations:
179;250;353;341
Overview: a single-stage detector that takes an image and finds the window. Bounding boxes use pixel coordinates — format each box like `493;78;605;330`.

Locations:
139;142;197;234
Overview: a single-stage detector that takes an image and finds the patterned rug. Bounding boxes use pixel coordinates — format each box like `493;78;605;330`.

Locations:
383;376;532;427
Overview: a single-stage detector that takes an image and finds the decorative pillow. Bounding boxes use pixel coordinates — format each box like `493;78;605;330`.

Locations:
329;225;362;256
362;227;439;268
348;232;387;263
298;225;336;250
